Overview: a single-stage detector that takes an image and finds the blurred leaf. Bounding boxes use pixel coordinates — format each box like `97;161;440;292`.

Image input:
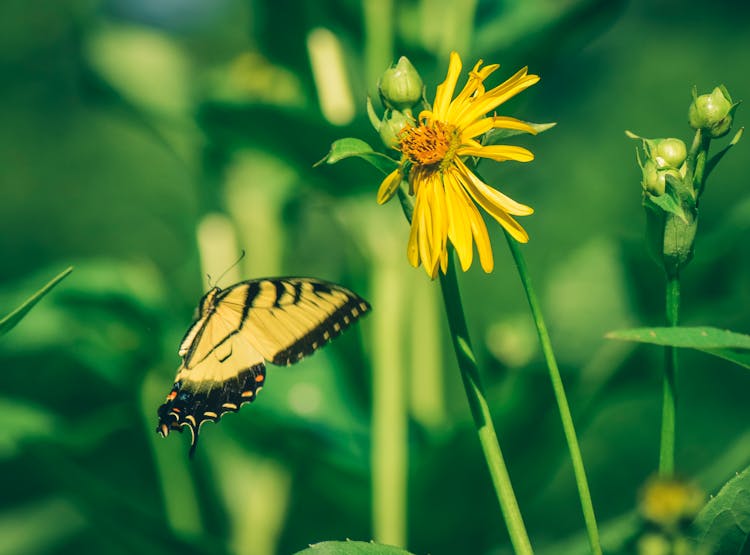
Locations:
294;540;416;555
694;465;750;554
316;138;399;175
0;397;56;459
85;24;192;117
606;326;750;369
484;121;556;144
0;266;72;337
0;497;86;555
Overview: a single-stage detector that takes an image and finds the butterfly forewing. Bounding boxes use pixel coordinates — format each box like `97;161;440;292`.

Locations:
157;277;370;456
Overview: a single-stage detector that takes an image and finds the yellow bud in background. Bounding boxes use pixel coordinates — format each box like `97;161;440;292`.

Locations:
378;56;423;111
639;477;705;529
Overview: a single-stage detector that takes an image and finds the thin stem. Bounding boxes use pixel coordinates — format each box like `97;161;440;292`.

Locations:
504;234;602;555
660;274;680;477
438;254;534;555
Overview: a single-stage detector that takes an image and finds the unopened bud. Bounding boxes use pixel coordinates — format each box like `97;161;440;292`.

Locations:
642;160;667;196
655;138;687;168
689;86;734;138
379;110;413;149
378;56;423;111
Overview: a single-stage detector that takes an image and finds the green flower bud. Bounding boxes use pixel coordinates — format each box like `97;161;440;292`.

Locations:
655;138;687;168
378;110;413;149
642;159;667;196
378;56;423;111
688;86;734;138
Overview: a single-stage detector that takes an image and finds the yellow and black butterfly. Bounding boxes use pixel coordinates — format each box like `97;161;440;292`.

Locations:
157;277;370;456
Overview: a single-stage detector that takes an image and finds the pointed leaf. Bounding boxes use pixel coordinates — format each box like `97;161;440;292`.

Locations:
0;267;73;337
693;465;750;554
646;190;688;223
705;127;744;183
605;326;750;370
484;121;556;143
293;541;417;555
316;138;399;175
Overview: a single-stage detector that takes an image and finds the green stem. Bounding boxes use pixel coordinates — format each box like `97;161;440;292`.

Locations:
504;234;602;555
438;254;534;555
660;273;680;477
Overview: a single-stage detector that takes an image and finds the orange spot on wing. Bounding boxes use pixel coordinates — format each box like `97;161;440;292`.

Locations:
166;391;177;401
241;390;255;398
255;375;265;382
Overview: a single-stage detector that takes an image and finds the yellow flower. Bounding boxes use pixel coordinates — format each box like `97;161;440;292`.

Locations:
377;52;540;278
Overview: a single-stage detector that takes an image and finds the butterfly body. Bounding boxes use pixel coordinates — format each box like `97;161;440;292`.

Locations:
157;277;370;456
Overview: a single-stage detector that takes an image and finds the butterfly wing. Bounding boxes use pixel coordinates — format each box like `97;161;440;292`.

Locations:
157;294;267;456
217;278;371;366
157;278;370;456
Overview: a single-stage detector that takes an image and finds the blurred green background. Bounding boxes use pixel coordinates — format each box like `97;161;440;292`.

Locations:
1;0;749;554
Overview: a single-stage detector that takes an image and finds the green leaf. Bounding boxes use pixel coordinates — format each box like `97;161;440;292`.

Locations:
605;326;750;369
694;465;750;554
646;191;688;223
315;138;399;175
705;127;744;183
0;266;73;337
484;121;556;144
293;541;417;555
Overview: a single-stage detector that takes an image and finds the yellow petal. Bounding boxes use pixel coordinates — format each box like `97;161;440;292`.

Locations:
377;168;402;204
467;197;495;272
439;247;448;274
444;61;499;123
431;176;448;270
461;116;539;141
406;194;422;268
459;71;540;124
418;185;434;271
456;159;533;218
432;52;462;121
444;170;473;271
457;144;535;163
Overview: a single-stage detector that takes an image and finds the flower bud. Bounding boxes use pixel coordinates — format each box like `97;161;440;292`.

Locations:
655;138;687;168
688;86;734;138
378;56;423;111
639;477;705;529
642;159;667;196
378;110;413;149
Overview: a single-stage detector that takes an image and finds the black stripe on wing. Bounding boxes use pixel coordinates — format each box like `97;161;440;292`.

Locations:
156;363;266;457
271;294;371;366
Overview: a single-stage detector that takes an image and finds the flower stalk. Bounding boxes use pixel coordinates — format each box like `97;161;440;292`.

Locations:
629;83;741;477
504;233;602;555
660;274;680;477
438;251;534;555
397;187;532;554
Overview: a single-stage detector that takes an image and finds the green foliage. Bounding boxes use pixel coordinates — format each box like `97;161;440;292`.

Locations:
1;0;749;554
0;267;72;337
606;326;750;369
694;466;750;554
484;121;557;144
294;541;417;555
317;138;399;175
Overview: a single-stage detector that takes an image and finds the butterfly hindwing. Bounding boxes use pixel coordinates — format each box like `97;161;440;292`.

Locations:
157;277;370;456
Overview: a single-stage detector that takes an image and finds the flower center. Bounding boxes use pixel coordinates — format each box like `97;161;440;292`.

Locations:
399;121;459;169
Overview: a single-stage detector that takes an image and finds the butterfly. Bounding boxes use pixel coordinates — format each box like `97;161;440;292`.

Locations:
156;277;370;456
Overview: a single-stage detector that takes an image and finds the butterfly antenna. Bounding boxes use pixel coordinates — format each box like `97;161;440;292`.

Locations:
214;250;246;287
